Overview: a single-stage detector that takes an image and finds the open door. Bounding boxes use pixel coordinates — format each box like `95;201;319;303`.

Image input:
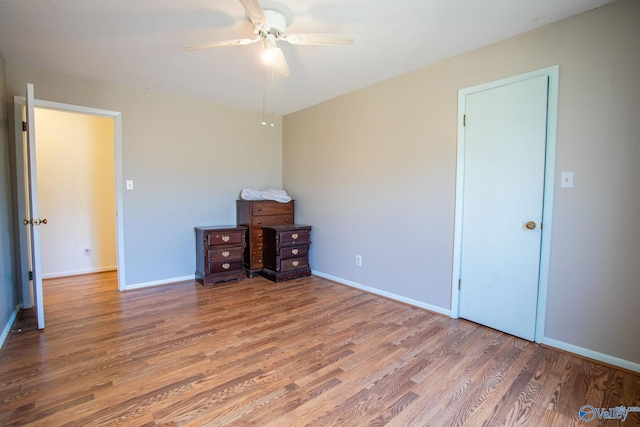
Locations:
14;93;125;299
25;83;46;329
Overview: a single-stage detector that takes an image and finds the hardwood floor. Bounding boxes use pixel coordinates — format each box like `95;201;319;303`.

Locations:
0;272;638;426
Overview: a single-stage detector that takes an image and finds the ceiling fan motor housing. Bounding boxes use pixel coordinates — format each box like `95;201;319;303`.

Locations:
261;10;287;36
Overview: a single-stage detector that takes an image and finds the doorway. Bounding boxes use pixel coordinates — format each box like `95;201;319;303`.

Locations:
450;66;559;343
35;109;117;280
13;95;126;314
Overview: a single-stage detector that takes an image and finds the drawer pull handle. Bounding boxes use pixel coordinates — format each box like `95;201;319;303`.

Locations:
292;260;299;267
285;219;289;223
221;251;230;258
292;249;299;255
258;207;262;211
258;220;262;225
222;263;230;270
222;235;230;242
292;233;298;239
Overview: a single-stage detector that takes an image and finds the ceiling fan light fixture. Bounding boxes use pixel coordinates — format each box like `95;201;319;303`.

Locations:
263;48;275;62
262;34;277;62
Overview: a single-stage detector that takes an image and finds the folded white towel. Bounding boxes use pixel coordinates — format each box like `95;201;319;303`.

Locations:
240;188;292;203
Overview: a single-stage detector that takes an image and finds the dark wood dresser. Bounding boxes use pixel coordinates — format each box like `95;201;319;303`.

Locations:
236;200;294;277
195;225;247;285
262;224;311;283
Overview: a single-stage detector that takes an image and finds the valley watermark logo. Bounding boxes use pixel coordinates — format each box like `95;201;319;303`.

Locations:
579;405;640;422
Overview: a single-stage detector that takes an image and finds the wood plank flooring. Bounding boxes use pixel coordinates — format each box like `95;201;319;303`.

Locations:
0;271;638;426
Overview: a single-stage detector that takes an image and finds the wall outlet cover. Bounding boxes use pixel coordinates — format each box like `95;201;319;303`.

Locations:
561;171;573;188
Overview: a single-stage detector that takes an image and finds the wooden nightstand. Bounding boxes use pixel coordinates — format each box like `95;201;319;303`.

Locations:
195;225;247;285
262;224;311;283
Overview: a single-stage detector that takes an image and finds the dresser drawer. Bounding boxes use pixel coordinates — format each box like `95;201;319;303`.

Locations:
280;229;310;245
206;229;244;246
251;214;294;227
247;242;264;270
207;259;243;275
281;245;308;260
250;255;264;268
208;247;243;262
251;229;265;242
250;242;263;256
281;257;309;272
252;201;294;216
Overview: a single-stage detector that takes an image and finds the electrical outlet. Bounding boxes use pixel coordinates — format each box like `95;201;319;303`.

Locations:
355;255;362;267
561;171;573;188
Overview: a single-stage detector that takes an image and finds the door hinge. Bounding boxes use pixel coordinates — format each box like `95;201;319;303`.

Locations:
29;271;33;281
458;278;461;290
463;115;466;126
22;121;27;132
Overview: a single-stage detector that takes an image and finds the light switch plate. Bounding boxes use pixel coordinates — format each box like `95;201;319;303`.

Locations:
561;172;573;188
126;180;134;190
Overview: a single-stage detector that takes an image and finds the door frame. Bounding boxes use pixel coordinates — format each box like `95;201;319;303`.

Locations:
13;96;126;299
450;65;559;343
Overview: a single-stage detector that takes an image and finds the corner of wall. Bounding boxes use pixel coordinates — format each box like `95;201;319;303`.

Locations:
0;51;20;342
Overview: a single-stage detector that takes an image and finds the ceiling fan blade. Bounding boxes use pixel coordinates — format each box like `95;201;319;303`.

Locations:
183;37;259;51
238;0;269;30
272;48;290;78
284;34;356;46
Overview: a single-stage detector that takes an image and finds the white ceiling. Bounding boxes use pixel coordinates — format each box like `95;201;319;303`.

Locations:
0;0;613;115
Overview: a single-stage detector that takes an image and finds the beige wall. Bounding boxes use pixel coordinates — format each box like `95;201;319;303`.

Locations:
35;109;116;277
283;0;640;367
6;64;283;286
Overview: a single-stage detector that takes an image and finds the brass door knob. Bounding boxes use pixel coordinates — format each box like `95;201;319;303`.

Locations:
525;221;536;230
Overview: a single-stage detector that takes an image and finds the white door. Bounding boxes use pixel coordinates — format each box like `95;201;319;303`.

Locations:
458;76;548;341
25;83;45;329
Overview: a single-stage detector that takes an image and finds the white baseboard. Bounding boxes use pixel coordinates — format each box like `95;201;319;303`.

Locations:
541;337;640;373
311;270;451;317
124;275;195;291
42;266;117;279
0;306;20;350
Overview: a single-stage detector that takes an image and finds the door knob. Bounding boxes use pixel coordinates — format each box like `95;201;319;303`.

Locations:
525;221;536;230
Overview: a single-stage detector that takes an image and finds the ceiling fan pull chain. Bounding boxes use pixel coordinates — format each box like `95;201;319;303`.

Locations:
271;62;275;127
261;66;267;126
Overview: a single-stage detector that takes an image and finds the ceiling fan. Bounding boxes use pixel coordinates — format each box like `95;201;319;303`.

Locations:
183;0;357;78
